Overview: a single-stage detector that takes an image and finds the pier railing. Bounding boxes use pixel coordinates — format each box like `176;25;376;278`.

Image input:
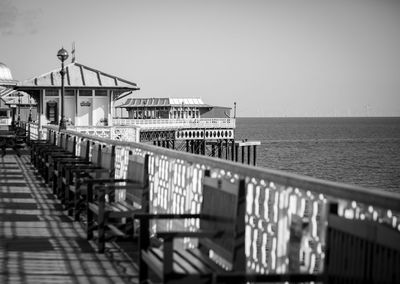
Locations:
21;122;140;142
113;118;236;130
27;124;400;276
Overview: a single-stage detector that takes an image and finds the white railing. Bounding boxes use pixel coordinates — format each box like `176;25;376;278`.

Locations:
0;117;12;126
113;118;236;130
68;125;140;142
22;123;140;143
23;122;41;140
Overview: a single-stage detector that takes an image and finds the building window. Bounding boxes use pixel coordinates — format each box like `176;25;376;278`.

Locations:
95;90;107;96
46;89;58;96
79;90;92;96
66;90;75;96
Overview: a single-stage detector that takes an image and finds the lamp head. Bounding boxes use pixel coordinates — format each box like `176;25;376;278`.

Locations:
57;47;69;62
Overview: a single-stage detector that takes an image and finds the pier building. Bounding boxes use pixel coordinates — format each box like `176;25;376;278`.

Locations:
11;61;139;128
113;97;249;161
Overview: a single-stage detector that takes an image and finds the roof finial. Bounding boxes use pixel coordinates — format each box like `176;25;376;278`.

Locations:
71;42;76;63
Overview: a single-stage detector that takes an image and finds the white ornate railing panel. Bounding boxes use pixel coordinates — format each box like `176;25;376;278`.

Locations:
111;126;140;142
71;126;112;139
39;127;400;275
113;118;236;130
67;125;140;142
26;122;40;140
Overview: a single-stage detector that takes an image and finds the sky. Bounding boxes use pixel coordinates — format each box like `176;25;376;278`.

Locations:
1;0;399;117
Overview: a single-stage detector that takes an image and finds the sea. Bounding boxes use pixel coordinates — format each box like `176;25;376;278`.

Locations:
235;117;400;193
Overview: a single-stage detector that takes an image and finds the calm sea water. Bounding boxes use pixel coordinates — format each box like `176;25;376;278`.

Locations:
235;117;400;193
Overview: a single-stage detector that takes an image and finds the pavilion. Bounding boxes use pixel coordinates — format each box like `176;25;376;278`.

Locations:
1;61;139;128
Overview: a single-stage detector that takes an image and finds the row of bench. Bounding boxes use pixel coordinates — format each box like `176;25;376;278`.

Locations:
28;129;400;284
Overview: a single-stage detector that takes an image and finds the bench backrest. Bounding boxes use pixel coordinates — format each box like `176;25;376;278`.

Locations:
63;134;75;153
90;142;116;178
48;130;57;145
78;139;90;161
199;175;246;271
125;153;150;207
325;205;400;283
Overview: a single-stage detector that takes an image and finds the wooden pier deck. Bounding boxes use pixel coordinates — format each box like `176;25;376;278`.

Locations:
0;149;139;284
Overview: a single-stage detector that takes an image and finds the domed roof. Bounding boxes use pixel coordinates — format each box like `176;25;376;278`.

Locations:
0;62;13;81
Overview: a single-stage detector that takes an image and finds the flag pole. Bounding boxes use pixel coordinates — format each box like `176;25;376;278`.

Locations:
71;42;76;63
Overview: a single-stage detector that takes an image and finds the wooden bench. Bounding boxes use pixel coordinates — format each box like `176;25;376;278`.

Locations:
135;173;246;284
324;203;400;284
14;124;27;145
44;133;84;184
30;130;58;167
64;142;116;221
35;132;72;181
86;153;150;253
52;137;90;197
0;130;21;157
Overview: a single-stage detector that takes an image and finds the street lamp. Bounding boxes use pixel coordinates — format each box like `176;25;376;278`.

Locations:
28;96;32;122
17;92;21;124
57;47;69;130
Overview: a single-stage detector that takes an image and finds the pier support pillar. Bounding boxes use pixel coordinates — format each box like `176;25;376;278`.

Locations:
191;140;195;154
247;145;251;165
235;144;239;162
253;145;257;166
225;139;229;159
231;140;235;161
218;140;222;159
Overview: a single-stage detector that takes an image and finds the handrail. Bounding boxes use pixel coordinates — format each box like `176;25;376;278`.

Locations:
49;126;400;212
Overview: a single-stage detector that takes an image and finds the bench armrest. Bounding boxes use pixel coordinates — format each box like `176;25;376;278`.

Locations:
69;166;105;173
61;161;91;166
87;178;129;183
52;156;80;160
156;230;224;240
213;273;323;283
133;213;231;222
50;154;75;160
133;213;201;220
75;170;112;182
93;180;146;191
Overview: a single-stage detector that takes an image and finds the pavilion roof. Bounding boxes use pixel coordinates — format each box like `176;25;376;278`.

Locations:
116;97;211;108
16;62;139;91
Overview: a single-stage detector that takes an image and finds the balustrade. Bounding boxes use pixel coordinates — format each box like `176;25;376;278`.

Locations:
33;126;400;276
113;118;236;130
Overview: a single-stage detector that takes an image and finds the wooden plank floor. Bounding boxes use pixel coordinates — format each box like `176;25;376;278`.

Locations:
0;149;139;284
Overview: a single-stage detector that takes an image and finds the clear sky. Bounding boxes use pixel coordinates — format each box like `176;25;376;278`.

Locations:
1;0;399;117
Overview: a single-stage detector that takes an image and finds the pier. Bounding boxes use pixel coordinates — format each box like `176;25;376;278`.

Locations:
1;61;400;283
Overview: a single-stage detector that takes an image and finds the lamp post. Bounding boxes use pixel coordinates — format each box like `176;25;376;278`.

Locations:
28;96;32;122
57;47;69;130
17;92;21;124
